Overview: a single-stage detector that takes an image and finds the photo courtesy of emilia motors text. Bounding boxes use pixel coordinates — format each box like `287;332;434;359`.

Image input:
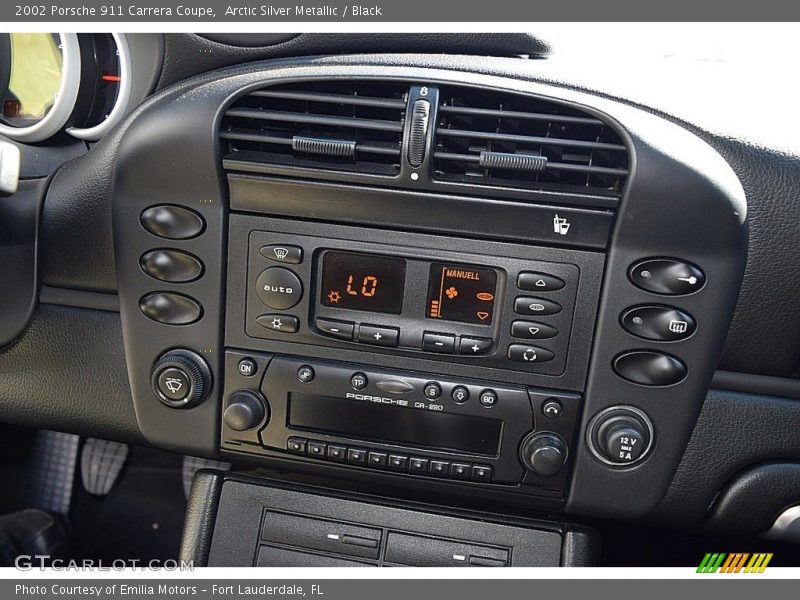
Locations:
1;1;800;595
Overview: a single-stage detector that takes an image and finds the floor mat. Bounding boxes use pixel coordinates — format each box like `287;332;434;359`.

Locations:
70;445;187;561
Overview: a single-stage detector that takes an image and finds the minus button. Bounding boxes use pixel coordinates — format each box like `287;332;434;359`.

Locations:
316;318;355;341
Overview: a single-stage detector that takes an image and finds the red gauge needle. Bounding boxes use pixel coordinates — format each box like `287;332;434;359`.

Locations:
101;74;121;82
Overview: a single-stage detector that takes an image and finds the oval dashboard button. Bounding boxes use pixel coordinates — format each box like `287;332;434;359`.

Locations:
620;305;696;341
140;249;204;283
517;272;565;292
613;350;687;386
629;258;705;296
513;297;562;316
511;320;558;340
140;205;205;240
139;292;203;325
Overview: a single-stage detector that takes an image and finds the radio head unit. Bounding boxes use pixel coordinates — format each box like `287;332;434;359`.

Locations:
221;351;583;502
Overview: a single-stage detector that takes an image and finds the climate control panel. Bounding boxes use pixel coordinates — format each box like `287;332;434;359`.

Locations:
231;218;606;387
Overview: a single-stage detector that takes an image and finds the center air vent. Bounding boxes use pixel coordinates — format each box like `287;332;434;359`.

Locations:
220;82;407;177
433;87;629;195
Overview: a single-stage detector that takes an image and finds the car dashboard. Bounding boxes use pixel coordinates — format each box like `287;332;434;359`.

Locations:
1;32;799;567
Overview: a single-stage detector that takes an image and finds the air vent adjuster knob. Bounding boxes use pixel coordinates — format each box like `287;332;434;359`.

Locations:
407;99;431;168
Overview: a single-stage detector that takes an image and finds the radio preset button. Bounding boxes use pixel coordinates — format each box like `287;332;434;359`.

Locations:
451;386;470;404
409;457;429;473
256;314;299;333
256;267;303;310
424;382;442;400
514;297;562;317
471;465;492;481
327;445;347;462
508;344;555;364
517;272;565;292
450;463;471;480
347;448;367;464
479;389;498;408
350;372;368;391
458;336;493;355
429;460;450;477
511;321;558;340
260;244;303;264
368;451;389;468
316;318;354;340
388;455;408;471
287;437;307;454
308;441;327;458
297;365;315;384
357;324;399;347
422;332;456;353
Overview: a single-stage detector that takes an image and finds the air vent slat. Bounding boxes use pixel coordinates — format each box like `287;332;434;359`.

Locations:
250;89;407;110
439;104;603;126
434;86;629;195
224;108;403;133
219;129;400;157
437;128;627;152
220;81;407;177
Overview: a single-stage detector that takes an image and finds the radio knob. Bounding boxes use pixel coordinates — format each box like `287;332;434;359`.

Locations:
520;432;567;477
223;390;269;431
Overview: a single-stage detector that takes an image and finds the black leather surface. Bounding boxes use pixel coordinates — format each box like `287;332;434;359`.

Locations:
40;134;120;293
179;469;224;566
155;33;548;89
705;463;800;537
0;305;143;444
652;388;800;526
705;140;800;377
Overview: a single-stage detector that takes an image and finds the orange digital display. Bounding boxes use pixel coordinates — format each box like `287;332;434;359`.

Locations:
321;251;406;314
426;263;498;325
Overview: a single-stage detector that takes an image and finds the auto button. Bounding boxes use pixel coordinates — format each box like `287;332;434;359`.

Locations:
255;267;303;310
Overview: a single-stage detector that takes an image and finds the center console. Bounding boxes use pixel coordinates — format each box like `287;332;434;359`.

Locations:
110;63;747;538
